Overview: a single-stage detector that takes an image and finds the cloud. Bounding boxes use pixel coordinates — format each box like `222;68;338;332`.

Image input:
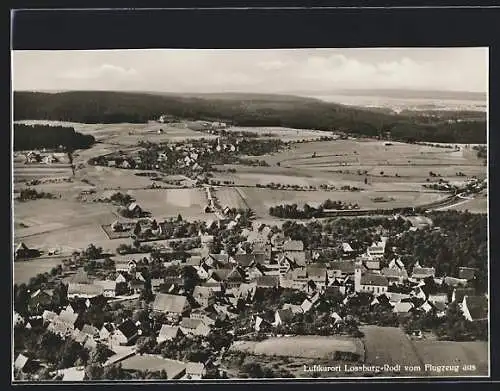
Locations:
61;64;138;80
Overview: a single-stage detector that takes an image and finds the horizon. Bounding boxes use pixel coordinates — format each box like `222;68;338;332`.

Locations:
12;48;488;95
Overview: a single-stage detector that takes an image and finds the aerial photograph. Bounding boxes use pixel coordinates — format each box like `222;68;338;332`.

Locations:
12;48;488;381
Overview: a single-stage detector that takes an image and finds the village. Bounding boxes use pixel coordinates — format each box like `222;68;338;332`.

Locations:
13;190;488;379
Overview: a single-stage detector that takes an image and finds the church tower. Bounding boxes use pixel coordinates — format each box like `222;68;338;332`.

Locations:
354;260;363;293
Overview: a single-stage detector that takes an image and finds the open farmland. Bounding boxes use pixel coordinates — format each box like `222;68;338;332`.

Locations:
412;341;488;377
238;187;445;218
15;120;216;145
227;126;332;142
14;163;73;183
230;335;364;359
213;187;250;209
361;326;423;374
127;188;216;221
14;257;65;284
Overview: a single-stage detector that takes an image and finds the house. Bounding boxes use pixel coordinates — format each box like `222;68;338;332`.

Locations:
329;260;356;278
185;362;206;380
411;266;436;280
256;275;280;289
14;354;31;373
273;308;294;327
179;317;211;337
452;287;476;303
121;160;131;169
366;237;387;259
428;293;448;305
28;289;53;312
381;267;408;283
111;319;139;346
81;324;99;338
94;280;117;297
58;367;86;381
224;267;245;289
152;294;191;321
236;282;258;302
444;276;468;288
127;202;143;217
393;302;414;314
115;273;128;284
419;301;433;313
151;278;164;293
282;303;304;315
342;242;355;256
129;279;145;294
461;296;488;322
157;325;181;343
186;255;202;267
67;283;104;299
25;151;41;163
15;242;39;260
114;259;137;274
42;310;57;324
433;301;448;318
247;264;265;280
192;286;215;308
282;240;304;252
354;261;388;295
203;253;230;268
107;160;117;167
99;323;115;341
458;267;476;281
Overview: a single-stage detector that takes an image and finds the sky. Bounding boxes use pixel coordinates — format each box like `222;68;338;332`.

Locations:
12;48;488;94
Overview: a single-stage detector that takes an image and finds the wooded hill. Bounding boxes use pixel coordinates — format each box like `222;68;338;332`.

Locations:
14;91;486;144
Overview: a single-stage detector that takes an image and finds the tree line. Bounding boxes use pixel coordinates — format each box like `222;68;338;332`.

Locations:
14;123;95;151
14;91;486;144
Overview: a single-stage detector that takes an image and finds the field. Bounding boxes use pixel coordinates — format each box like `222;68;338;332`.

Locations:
444;191;488;214
236;187;445;217
14;257;65;284
227;126;332;142
213;187;250;210
361;326;423;375
412;341;488;377
13;199;127;255
128;188;216;221
230;335;364;359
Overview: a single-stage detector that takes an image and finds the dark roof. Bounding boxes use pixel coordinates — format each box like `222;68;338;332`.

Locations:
256;275;280;288
329;261;355;274
117;319;138;339
276;308;294;322
307;267;328;279
453;288;476;302
232;254;255;267
360;273;389;287
464;296;488;320
458;267;476;281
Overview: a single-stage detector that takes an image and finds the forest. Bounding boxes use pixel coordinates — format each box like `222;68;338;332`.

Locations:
14;123;95;151
14;91;487;144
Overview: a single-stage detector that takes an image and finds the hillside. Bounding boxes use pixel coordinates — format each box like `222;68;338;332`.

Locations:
14;91;486;144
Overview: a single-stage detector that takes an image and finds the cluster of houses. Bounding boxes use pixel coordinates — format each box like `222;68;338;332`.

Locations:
24;151;65;165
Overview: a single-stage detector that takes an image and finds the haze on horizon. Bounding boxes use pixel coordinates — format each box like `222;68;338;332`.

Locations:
12;48;488;96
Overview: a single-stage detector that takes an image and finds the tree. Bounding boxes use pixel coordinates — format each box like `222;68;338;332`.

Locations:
134;222;142;237
83;244;103;260
177;214;183;222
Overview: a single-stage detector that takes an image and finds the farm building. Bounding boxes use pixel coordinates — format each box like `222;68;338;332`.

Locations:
67;283;104;300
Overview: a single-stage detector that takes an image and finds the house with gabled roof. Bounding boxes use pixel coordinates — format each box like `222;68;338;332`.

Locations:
381;267;408;283
157;325;182;343
273;308;294;327
179;317;211;337
152;294;191;321
112;319;139;346
355;260;389;296
283;239;304;252
452;287;476;303
185;362;206;380
192;286;215;308
411;266;436;281
28;289;53;313
366;237;387;259
461;295;488;322
458;267;477;281
256;275;280;289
